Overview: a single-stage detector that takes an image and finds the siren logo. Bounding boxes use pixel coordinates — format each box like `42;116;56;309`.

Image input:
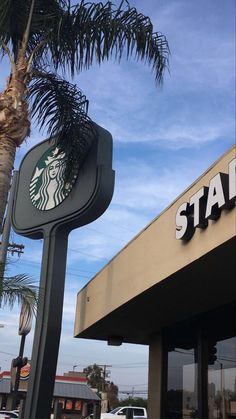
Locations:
29;147;78;211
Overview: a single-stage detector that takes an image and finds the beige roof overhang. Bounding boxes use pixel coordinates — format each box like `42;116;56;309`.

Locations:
74;146;236;345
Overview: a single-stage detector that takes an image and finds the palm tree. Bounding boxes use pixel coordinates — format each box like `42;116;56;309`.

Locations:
0;262;38;322
0;0;169;230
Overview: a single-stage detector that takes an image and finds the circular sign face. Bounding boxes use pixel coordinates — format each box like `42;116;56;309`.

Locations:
20;363;30;380
29;147;79;211
19;303;33;336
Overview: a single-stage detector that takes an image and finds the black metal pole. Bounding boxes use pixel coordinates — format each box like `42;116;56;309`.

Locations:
0;171;18;275
12;333;26;410
197;328;208;419
23;226;68;419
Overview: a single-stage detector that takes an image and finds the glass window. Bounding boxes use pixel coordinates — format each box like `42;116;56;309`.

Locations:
65;399;73;410
166;347;198;418
75;400;82;410
133;408;145;416
163;303;236;419
165;326;198;419
110;407;122;414
208;336;236;419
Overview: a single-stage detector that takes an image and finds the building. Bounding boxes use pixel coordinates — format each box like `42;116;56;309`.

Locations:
0;370;100;418
74;146;236;419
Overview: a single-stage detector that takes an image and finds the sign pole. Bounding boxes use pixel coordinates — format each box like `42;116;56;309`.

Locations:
23;226;68;419
12;333;26;410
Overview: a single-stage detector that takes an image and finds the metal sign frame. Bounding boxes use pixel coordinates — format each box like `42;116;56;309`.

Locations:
12;123;115;419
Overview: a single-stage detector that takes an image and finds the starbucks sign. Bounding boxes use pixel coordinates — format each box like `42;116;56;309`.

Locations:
30;147;78;211
12;123;114;238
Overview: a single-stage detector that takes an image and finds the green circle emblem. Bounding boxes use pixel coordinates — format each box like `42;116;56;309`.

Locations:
29;147;78;211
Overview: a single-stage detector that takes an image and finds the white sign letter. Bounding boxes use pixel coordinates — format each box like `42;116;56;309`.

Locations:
205;173;226;219
190;187;208;228
228;158;236;202
176;202;194;240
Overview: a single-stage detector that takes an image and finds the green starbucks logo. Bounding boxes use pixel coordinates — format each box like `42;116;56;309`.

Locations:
29;147;78;211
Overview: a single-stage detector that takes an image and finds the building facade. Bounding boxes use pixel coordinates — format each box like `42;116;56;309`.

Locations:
74;146;236;419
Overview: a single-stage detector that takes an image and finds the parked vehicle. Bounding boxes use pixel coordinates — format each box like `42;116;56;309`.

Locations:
0;414;10;419
100;406;147;418
0;411;19;418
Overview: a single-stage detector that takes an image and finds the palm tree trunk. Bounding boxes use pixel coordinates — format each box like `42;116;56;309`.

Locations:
0;138;16;231
0;54;30;232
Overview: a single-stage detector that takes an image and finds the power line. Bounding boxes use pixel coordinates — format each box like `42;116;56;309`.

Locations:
11;258;96;278
119;390;148;395
0;350;17;356
68;247;109;261
112;362;147;366
117;383;147;388
111;365;147;369
59;359;148;369
86;226;128;243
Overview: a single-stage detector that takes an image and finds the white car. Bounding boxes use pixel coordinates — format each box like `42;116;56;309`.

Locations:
100;406;147;419
0;411;19;419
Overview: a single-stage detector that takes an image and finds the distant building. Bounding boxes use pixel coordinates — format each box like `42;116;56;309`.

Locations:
0;370;100;418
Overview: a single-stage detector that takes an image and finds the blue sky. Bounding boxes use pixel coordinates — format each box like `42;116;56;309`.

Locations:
0;0;235;396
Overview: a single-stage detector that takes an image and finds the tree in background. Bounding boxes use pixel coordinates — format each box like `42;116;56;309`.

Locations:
83;364;119;409
0;0;169;231
106;381;119;409
116;397;147;408
0;262;38;320
83;363;105;392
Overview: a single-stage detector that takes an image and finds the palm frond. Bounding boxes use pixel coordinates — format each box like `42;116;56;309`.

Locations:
0;273;38;317
29;69;97;181
0;0;66;59
47;0;169;83
1;1;169;83
0;0;31;58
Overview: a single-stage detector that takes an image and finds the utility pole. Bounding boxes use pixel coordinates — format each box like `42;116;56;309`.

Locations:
1;242;24;257
97;364;112;391
0;171;24;274
97;364;112;415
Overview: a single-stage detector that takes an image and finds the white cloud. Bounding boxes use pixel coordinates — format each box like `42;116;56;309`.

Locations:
151;0;235;90
67;207;147;264
151;121;234;149
104;118;233;147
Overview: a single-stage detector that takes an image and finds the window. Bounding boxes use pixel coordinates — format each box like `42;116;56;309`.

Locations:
162;303;236;419
75;400;82;411
110;407;121;414
208;336;236;418
133;408;145;416
164;325;198;419
65;399;73;410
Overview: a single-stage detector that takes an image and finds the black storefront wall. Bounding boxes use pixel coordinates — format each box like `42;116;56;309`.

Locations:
161;302;236;419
